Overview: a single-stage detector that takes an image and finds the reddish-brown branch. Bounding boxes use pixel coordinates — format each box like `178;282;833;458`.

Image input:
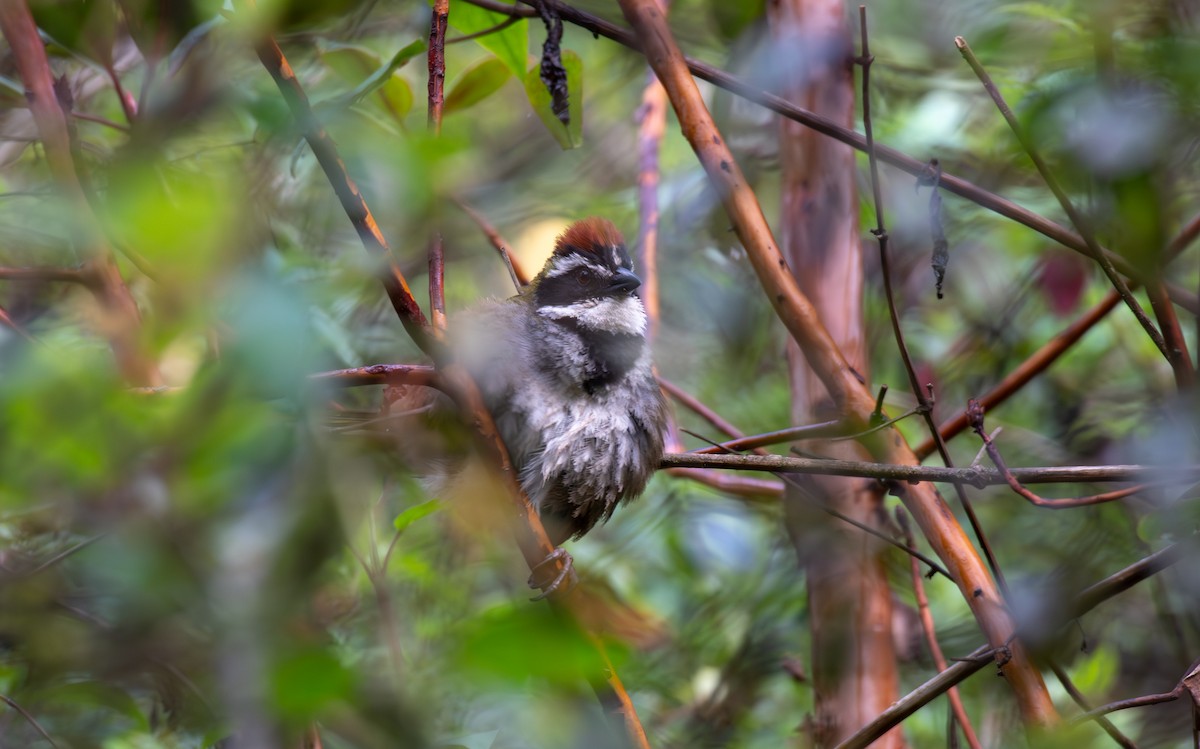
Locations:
635;6;668;343
453;198;529;289
692;421;845;454
1074;659;1200;724
310;364;440;388
658;376;752;441
0;266;91;284
0;1;160;387
428;234;447;333
917;290;1121;459
665;466;783;499
0;304;34;341
1049;662;1142;749
463;0;1198;314
1147;281;1194;388
427;0;450;134
617;0;1056;723
968;400;1146;509
250;31;433;352
898;510;983;749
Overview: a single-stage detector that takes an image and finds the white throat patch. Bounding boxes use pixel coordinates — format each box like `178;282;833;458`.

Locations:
538;295;648;335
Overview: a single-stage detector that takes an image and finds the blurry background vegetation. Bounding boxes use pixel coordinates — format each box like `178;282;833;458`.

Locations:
0;0;1198;747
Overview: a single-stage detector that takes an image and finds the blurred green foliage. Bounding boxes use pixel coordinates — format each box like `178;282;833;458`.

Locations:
0;0;1197;748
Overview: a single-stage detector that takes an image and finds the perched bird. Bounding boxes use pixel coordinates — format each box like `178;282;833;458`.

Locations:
455;217;668;546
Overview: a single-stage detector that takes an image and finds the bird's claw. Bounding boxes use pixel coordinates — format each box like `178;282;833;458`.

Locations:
528;547;576;601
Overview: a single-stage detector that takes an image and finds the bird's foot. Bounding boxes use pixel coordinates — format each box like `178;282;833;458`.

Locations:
528;547;576;601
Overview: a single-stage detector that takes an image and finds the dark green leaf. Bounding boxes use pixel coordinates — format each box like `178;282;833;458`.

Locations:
444;57;512;113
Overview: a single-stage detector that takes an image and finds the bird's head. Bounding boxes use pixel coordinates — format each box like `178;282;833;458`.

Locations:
531;218;647;336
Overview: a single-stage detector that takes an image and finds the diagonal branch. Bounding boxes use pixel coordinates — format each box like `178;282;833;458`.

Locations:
249;31;434;353
955;36;1184;384
615;0;1056;724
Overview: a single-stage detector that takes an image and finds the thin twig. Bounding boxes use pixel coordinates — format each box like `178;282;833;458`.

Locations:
0;304;35;342
452;197;528;289
428;233;447;333
859;8;1008;593
446;16;519;44
955;36;1176;375
897;508;983;749
1050;661;1142;749
248;21;433;352
1072;658;1200;724
968;399;1146;508
660;452;1200;487
657;376;764;452
690;430;950;579
427;0;449;133
692;420;845;454
310;364;440;388
635;0;668;344
0;266;91;283
0;694;60;748
917;290;1121;459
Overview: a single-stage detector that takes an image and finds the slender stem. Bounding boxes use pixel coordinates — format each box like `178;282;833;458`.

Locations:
917;290;1121;459
310;364;439;388
1049;661;1142;749
898;509;983;749
452;198;528;289
428;233;447;333
660;452;1200;486
249;27;433;352
968;400;1149;508
860;9;1008;592
446;16;518;44
0;694;60;748
955;36;1175;373
692;420;845;454
635;9;668;344
427;0;449;133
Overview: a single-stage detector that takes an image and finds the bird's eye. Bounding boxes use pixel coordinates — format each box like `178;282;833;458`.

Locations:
576;269;592;285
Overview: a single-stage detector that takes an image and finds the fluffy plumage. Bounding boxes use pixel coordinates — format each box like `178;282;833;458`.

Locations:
455;218;667;544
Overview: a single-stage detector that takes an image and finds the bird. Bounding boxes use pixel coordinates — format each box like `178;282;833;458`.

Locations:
453;217;668;548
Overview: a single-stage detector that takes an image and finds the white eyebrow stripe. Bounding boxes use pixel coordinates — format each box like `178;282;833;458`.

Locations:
544;253;605;279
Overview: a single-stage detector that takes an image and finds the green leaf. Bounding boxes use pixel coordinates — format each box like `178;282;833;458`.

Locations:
269;648;354;719
454;604;604;685
447;3;528;78
445;57;512;113
319;43;415;124
524;50;583;150
394;498;442;533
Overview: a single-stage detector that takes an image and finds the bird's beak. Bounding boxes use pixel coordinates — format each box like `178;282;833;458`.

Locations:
607;268;642;294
